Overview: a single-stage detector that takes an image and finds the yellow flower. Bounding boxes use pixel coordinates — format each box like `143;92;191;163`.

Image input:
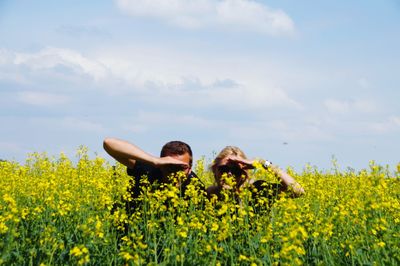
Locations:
211;222;219;231
177;216;184;225
120;252;134;261
70;246;82;257
217;204;228;216
178;229;188;238
0;221;8;234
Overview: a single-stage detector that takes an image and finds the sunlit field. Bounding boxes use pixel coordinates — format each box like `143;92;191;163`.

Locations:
1;148;399;265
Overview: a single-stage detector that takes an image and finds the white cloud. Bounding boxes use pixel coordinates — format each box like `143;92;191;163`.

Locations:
12;47;109;81
324;98;377;114
207;83;301;109
267;119;334;142
115;0;295;35
125;110;333;144
216;0;294;35
0;49;30;84
2;46;301;111
206;83;299;109
95;46;302;110
0;49;14;65
134;111;216;128
29;117;105;132
353;100;377;113
324;99;350;114
131;78;302;111
17;91;70;106
116;0;213;28
61;117;105;132
369;116;400;133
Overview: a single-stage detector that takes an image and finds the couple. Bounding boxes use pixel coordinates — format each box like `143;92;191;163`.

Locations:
103;138;304;206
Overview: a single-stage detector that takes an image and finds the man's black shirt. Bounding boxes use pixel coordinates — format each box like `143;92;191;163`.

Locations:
125;161;205;211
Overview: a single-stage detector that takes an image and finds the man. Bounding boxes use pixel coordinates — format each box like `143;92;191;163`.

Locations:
103;138;203;209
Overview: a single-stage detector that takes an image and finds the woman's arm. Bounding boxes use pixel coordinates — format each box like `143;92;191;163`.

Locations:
268;164;305;196
228;156;305;196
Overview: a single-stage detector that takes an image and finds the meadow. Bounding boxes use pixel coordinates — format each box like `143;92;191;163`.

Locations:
0;147;399;265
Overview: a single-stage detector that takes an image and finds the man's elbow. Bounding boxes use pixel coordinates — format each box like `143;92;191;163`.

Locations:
103;137;116;152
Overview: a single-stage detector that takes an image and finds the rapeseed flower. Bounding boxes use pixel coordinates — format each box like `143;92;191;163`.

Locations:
0;150;399;265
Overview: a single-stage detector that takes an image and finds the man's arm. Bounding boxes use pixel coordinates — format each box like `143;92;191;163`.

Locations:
103;138;158;168
103;137;189;169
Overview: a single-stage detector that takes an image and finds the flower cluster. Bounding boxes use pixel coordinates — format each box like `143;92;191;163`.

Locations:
0;150;399;265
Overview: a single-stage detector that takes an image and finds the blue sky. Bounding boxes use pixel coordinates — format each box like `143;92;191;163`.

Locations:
1;0;399;171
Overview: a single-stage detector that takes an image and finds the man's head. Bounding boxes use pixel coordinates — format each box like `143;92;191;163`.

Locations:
160;141;193;177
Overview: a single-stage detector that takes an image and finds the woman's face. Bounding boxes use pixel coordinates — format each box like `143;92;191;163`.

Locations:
215;157;248;185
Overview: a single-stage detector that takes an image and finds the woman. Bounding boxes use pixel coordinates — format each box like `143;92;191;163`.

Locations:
206;146;304;200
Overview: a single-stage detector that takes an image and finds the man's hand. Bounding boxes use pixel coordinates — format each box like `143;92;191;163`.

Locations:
154;156;189;171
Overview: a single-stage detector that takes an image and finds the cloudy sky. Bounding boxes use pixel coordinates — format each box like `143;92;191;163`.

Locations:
1;0;399;171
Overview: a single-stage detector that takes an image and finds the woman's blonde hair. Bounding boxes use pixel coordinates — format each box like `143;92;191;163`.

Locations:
211;146;247;175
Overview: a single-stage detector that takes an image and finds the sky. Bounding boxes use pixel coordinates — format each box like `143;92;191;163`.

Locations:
0;0;399;171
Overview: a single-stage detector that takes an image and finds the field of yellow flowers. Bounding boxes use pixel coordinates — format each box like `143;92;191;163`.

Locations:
1;148;399;265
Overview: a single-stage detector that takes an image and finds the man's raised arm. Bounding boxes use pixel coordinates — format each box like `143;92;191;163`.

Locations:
103;138;159;168
103;138;190;169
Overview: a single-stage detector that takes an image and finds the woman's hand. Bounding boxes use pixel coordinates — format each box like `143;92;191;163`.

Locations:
225;155;255;170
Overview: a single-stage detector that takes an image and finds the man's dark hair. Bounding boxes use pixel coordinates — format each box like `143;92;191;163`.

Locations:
160;141;193;166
